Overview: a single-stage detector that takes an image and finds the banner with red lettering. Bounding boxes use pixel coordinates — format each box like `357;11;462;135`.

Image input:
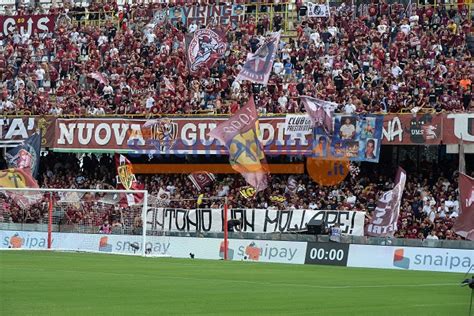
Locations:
0;15;56;38
47;114;474;154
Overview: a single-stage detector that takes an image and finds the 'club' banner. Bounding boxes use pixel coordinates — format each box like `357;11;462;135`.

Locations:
365;167;407;237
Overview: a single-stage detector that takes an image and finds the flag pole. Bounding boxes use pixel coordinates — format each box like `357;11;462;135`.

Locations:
224;196;229;261
48;192;53;249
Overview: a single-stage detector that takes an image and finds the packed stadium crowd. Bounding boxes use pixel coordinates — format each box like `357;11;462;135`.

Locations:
0;1;472;115
0;151;466;240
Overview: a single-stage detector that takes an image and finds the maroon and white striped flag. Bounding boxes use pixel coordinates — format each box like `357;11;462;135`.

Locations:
453;173;474;240
300;96;338;135
115;154;144;206
365;167;407;237
188;171;216;191
235;32;281;85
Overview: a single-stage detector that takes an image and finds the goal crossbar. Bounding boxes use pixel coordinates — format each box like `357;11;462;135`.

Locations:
0;187;149;256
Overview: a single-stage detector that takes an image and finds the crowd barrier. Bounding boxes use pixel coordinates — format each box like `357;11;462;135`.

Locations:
1;228;472;273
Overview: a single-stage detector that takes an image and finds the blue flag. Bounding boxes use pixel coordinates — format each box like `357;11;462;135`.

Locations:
5;132;41;178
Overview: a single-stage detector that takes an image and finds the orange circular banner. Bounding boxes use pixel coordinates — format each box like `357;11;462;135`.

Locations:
306;157;350;186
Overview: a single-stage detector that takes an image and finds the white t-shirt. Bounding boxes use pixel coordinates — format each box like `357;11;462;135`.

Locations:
391;66;403;78
310;32;320;44
278;95;288;109
426;234;439;240
377;24;388;34
346;195;356;206
103;85;114;95
98;35;108;46
400;23;411;35
273;62;284;74
327;26;339;37
344;103;356;114
35;68;45;81
340;124;355;139
146;96;155;109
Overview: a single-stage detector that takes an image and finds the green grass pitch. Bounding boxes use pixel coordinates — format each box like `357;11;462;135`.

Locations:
0;251;470;315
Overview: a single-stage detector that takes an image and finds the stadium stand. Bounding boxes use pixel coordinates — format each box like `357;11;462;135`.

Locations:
0;0;472;240
0;0;471;115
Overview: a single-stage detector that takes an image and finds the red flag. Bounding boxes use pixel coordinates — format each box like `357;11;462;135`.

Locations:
209;97;268;192
301;96;337;135
453;173;474;240
235;32;281;85
185;28;227;74
115;154;144;206
188;171;216;191
365;167;407;237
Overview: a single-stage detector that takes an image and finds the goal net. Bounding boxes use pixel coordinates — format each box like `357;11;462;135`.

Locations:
0;187;161;256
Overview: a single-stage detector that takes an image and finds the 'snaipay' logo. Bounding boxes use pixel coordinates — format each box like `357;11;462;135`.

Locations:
2;233;48;249
9;233;24;248
392;248;472;271
98;236;112;252
188;29;226;73
393;248;410;269
237;242;299;262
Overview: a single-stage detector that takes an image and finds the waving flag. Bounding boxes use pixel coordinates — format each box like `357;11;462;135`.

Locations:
235;32;281;85
209;97;268;192
301;96;338;135
188;171;216;191
453;173;474;240
0;168;40;209
365;167;407;237
186;28;227;74
88;72;108;85
5;132;41;178
115;154;144;206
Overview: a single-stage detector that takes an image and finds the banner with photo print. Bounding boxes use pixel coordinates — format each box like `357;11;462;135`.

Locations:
329;115;384;163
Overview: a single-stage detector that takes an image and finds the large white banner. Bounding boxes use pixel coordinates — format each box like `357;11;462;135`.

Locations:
146;208;365;236
347;244;473;273
0;230;306;265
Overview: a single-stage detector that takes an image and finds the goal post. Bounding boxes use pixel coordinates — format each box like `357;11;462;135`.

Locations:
0;187;150;256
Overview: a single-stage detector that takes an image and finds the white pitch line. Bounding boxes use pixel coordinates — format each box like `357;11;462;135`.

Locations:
0;266;460;290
